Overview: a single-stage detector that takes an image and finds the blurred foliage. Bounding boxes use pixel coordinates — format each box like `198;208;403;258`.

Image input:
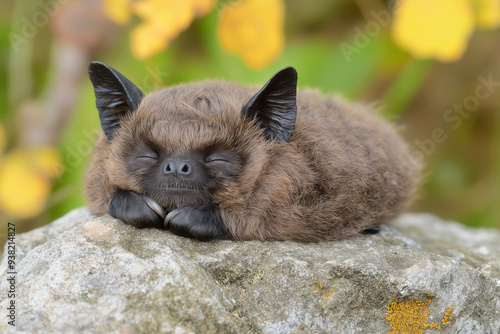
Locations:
0;147;63;218
0;0;500;245
104;0;215;59
0;125;5;153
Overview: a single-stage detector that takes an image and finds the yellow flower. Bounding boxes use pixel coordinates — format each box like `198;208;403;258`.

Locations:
129;0;214;59
192;0;215;18
31;147;65;179
0;147;63;219
102;0;287;64
217;0;285;69
392;0;475;62
475;0;500;29
131;21;173;60
103;0;132;25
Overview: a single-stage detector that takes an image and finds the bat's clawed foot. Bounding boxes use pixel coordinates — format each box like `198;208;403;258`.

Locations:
362;225;381;235
109;190;166;229
164;204;230;241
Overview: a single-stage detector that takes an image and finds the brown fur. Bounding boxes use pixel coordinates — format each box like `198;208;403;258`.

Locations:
86;80;421;241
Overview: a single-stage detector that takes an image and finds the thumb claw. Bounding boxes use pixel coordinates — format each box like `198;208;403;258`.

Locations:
145;198;166;220
164;210;178;228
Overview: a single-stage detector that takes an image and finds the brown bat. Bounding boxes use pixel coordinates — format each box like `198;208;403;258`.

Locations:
85;62;421;241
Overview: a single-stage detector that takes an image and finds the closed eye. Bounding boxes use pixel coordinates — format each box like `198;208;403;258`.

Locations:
205;153;235;165
205;157;232;164
136;152;159;161
204;153;240;177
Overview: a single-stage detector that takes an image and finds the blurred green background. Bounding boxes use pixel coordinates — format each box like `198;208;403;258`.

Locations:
1;0;499;247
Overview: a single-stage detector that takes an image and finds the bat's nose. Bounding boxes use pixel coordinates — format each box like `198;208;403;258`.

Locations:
164;159;192;176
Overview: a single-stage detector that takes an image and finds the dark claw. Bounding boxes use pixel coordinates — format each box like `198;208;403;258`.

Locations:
109;190;165;229
362;225;381;235
165;204;230;241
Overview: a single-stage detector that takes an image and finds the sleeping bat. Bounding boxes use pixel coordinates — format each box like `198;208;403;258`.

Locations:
85;61;421;241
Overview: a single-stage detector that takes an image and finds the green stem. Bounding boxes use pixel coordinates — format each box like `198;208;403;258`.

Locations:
382;58;433;118
492;104;500;227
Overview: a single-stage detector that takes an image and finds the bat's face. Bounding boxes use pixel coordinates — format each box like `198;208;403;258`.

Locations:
109;99;246;211
123;139;243;212
88;61;298;212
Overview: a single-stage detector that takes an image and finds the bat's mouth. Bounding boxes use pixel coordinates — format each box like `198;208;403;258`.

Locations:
164;186;202;191
149;185;211;212
160;182;204;191
162;187;203;196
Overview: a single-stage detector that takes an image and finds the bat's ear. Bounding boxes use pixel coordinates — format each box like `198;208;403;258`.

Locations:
242;66;297;142
88;61;145;141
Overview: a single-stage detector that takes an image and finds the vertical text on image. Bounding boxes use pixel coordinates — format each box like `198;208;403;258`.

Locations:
6;222;16;327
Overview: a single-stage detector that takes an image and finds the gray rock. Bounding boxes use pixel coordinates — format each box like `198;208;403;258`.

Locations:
1;208;499;333
0;207;95;274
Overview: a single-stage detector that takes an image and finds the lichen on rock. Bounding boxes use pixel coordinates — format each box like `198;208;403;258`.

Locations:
385;299;454;333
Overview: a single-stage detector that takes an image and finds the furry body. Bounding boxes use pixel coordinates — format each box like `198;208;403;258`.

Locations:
86;63;420;241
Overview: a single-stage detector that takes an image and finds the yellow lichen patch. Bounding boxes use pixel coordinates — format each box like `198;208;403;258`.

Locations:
441;306;454;326
311;281;334;300
385;299;454;334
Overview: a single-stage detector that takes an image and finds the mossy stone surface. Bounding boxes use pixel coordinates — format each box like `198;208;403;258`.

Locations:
1;208;499;333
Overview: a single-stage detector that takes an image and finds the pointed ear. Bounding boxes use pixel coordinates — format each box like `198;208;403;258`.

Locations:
242;66;298;142
88;61;145;141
